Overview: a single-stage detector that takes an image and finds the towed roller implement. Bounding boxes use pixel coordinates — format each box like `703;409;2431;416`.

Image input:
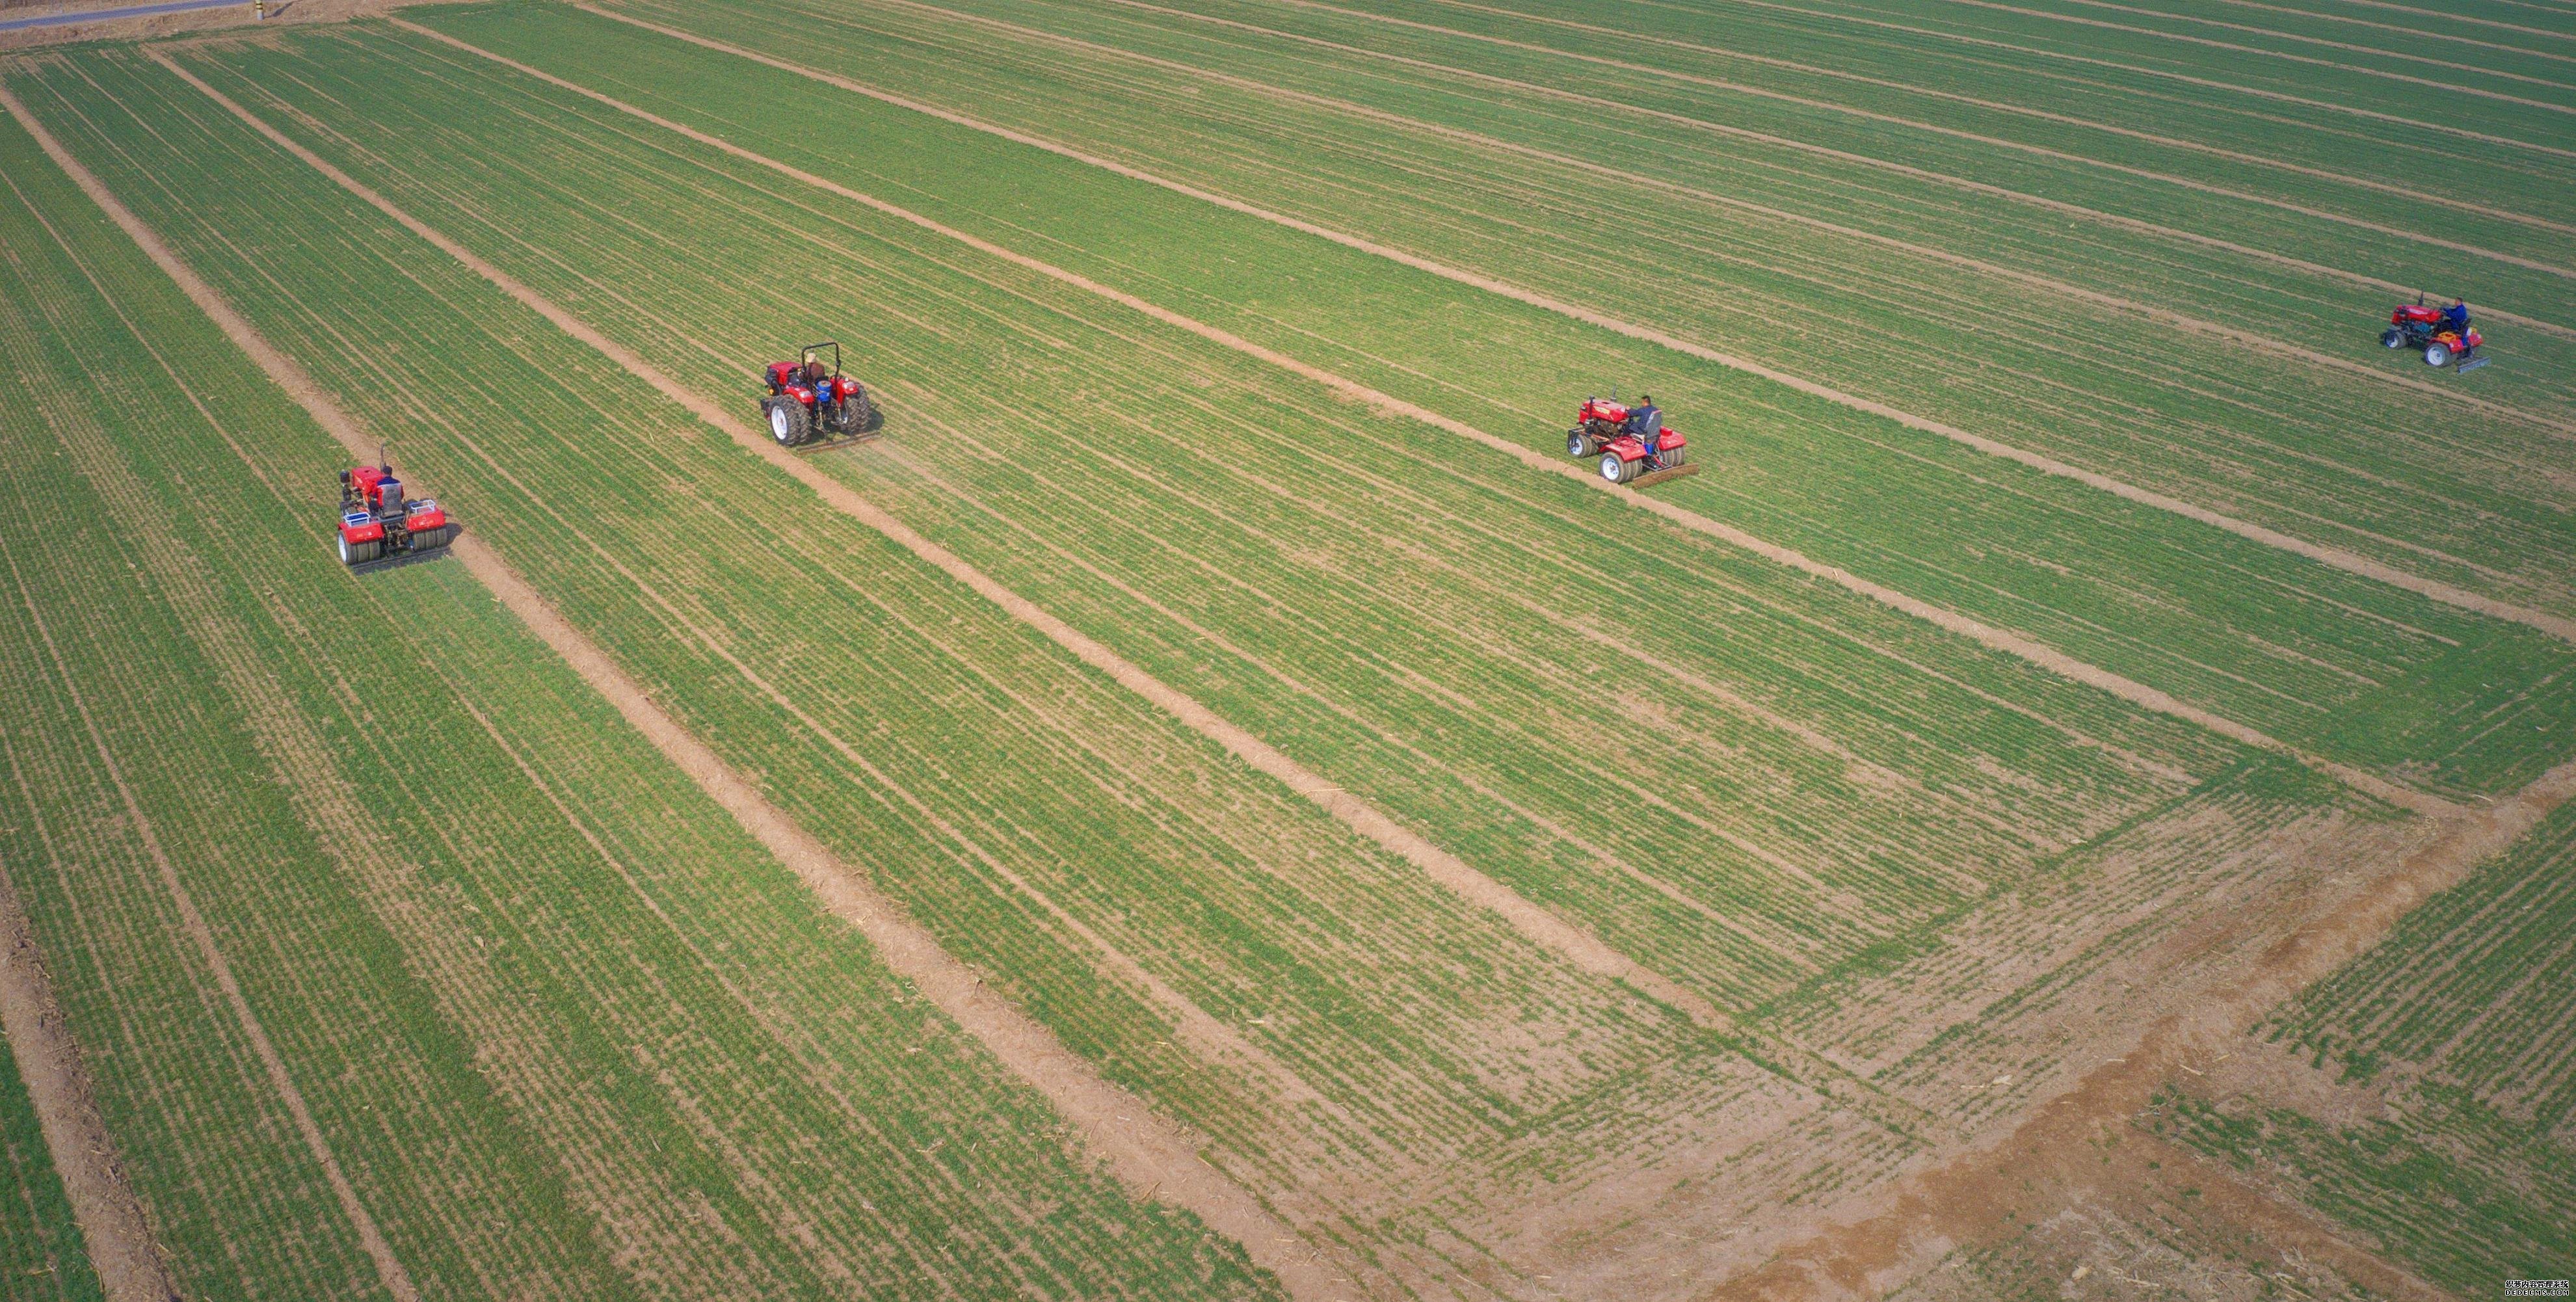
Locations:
336;460;456;572
1567;393;1695;487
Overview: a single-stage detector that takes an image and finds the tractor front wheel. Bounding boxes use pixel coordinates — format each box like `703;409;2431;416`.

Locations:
1601;452;1632;484
767;398;812;447
1568;428;1595;458
2380;327;2405;348
2424;341;2453;367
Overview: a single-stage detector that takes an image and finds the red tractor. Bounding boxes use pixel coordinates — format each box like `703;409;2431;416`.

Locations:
1566;394;1693;486
336;461;455;570
760;341;881;450
2382;299;2488;372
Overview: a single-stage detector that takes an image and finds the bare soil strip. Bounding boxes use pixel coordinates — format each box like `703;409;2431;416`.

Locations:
2;70;1350;1302
850;0;2576;438
0;737;176;1302
571;5;2576;643
1713;752;2576;1299
0;514;421;1301
345;23;1745;1037
438;15;2473;816
157;52;1355;1126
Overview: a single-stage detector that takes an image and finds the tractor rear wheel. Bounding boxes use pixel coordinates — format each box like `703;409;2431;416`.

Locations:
1663;445;1688;468
1600;452;1631;484
2380;327;2405;348
849;388;881;433
339;535;380;566
1568;428;1595;458
767;397;812;447
412;524;455;550
2424;341;2453;367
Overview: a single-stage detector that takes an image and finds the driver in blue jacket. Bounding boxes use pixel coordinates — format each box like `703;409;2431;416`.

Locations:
1626;394;1664;465
2441;299;2472;332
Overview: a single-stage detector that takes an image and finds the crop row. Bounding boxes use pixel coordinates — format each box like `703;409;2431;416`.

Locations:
1777;756;2382;1115
0;1033;99;1302
2167;783;2576;1292
8;48;1775;1288
635;0;2576;618
0;204;576;1297
1759;0;2576;134
152;25;2250;1002
1433;0;2576;211
864;0;2576;349
2155;1087;2576;1295
2268;799;2576;1134
1031;0;2576;282
0;103;1273;1299
364;3;2576;804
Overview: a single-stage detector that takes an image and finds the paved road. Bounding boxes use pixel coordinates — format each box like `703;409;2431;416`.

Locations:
0;0;241;31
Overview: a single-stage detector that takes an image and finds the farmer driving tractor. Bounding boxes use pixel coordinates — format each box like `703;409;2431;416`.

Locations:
1627;393;1664;466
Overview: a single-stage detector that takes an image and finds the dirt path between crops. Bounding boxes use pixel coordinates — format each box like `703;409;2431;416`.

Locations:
1712;752;2576;1300
0;527;422;1302
303;23;1738;1042
4;68;1362;1301
0;747;176;1302
834;0;2576;442
451;540;1355;1299
572;5;2576;639
393;16;2476;823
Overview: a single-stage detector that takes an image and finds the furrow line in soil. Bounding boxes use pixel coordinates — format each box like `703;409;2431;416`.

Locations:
0;501;422;1301
362;20;1748;1032
1713;752;2576;1299
0;732;171;1302
1405;0;2576;232
570;3;2576;644
842;0;2576;438
5;72;1347;1300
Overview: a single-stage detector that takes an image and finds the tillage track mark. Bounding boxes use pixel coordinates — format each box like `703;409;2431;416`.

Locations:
574;0;2576;644
20;55;1351;1302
